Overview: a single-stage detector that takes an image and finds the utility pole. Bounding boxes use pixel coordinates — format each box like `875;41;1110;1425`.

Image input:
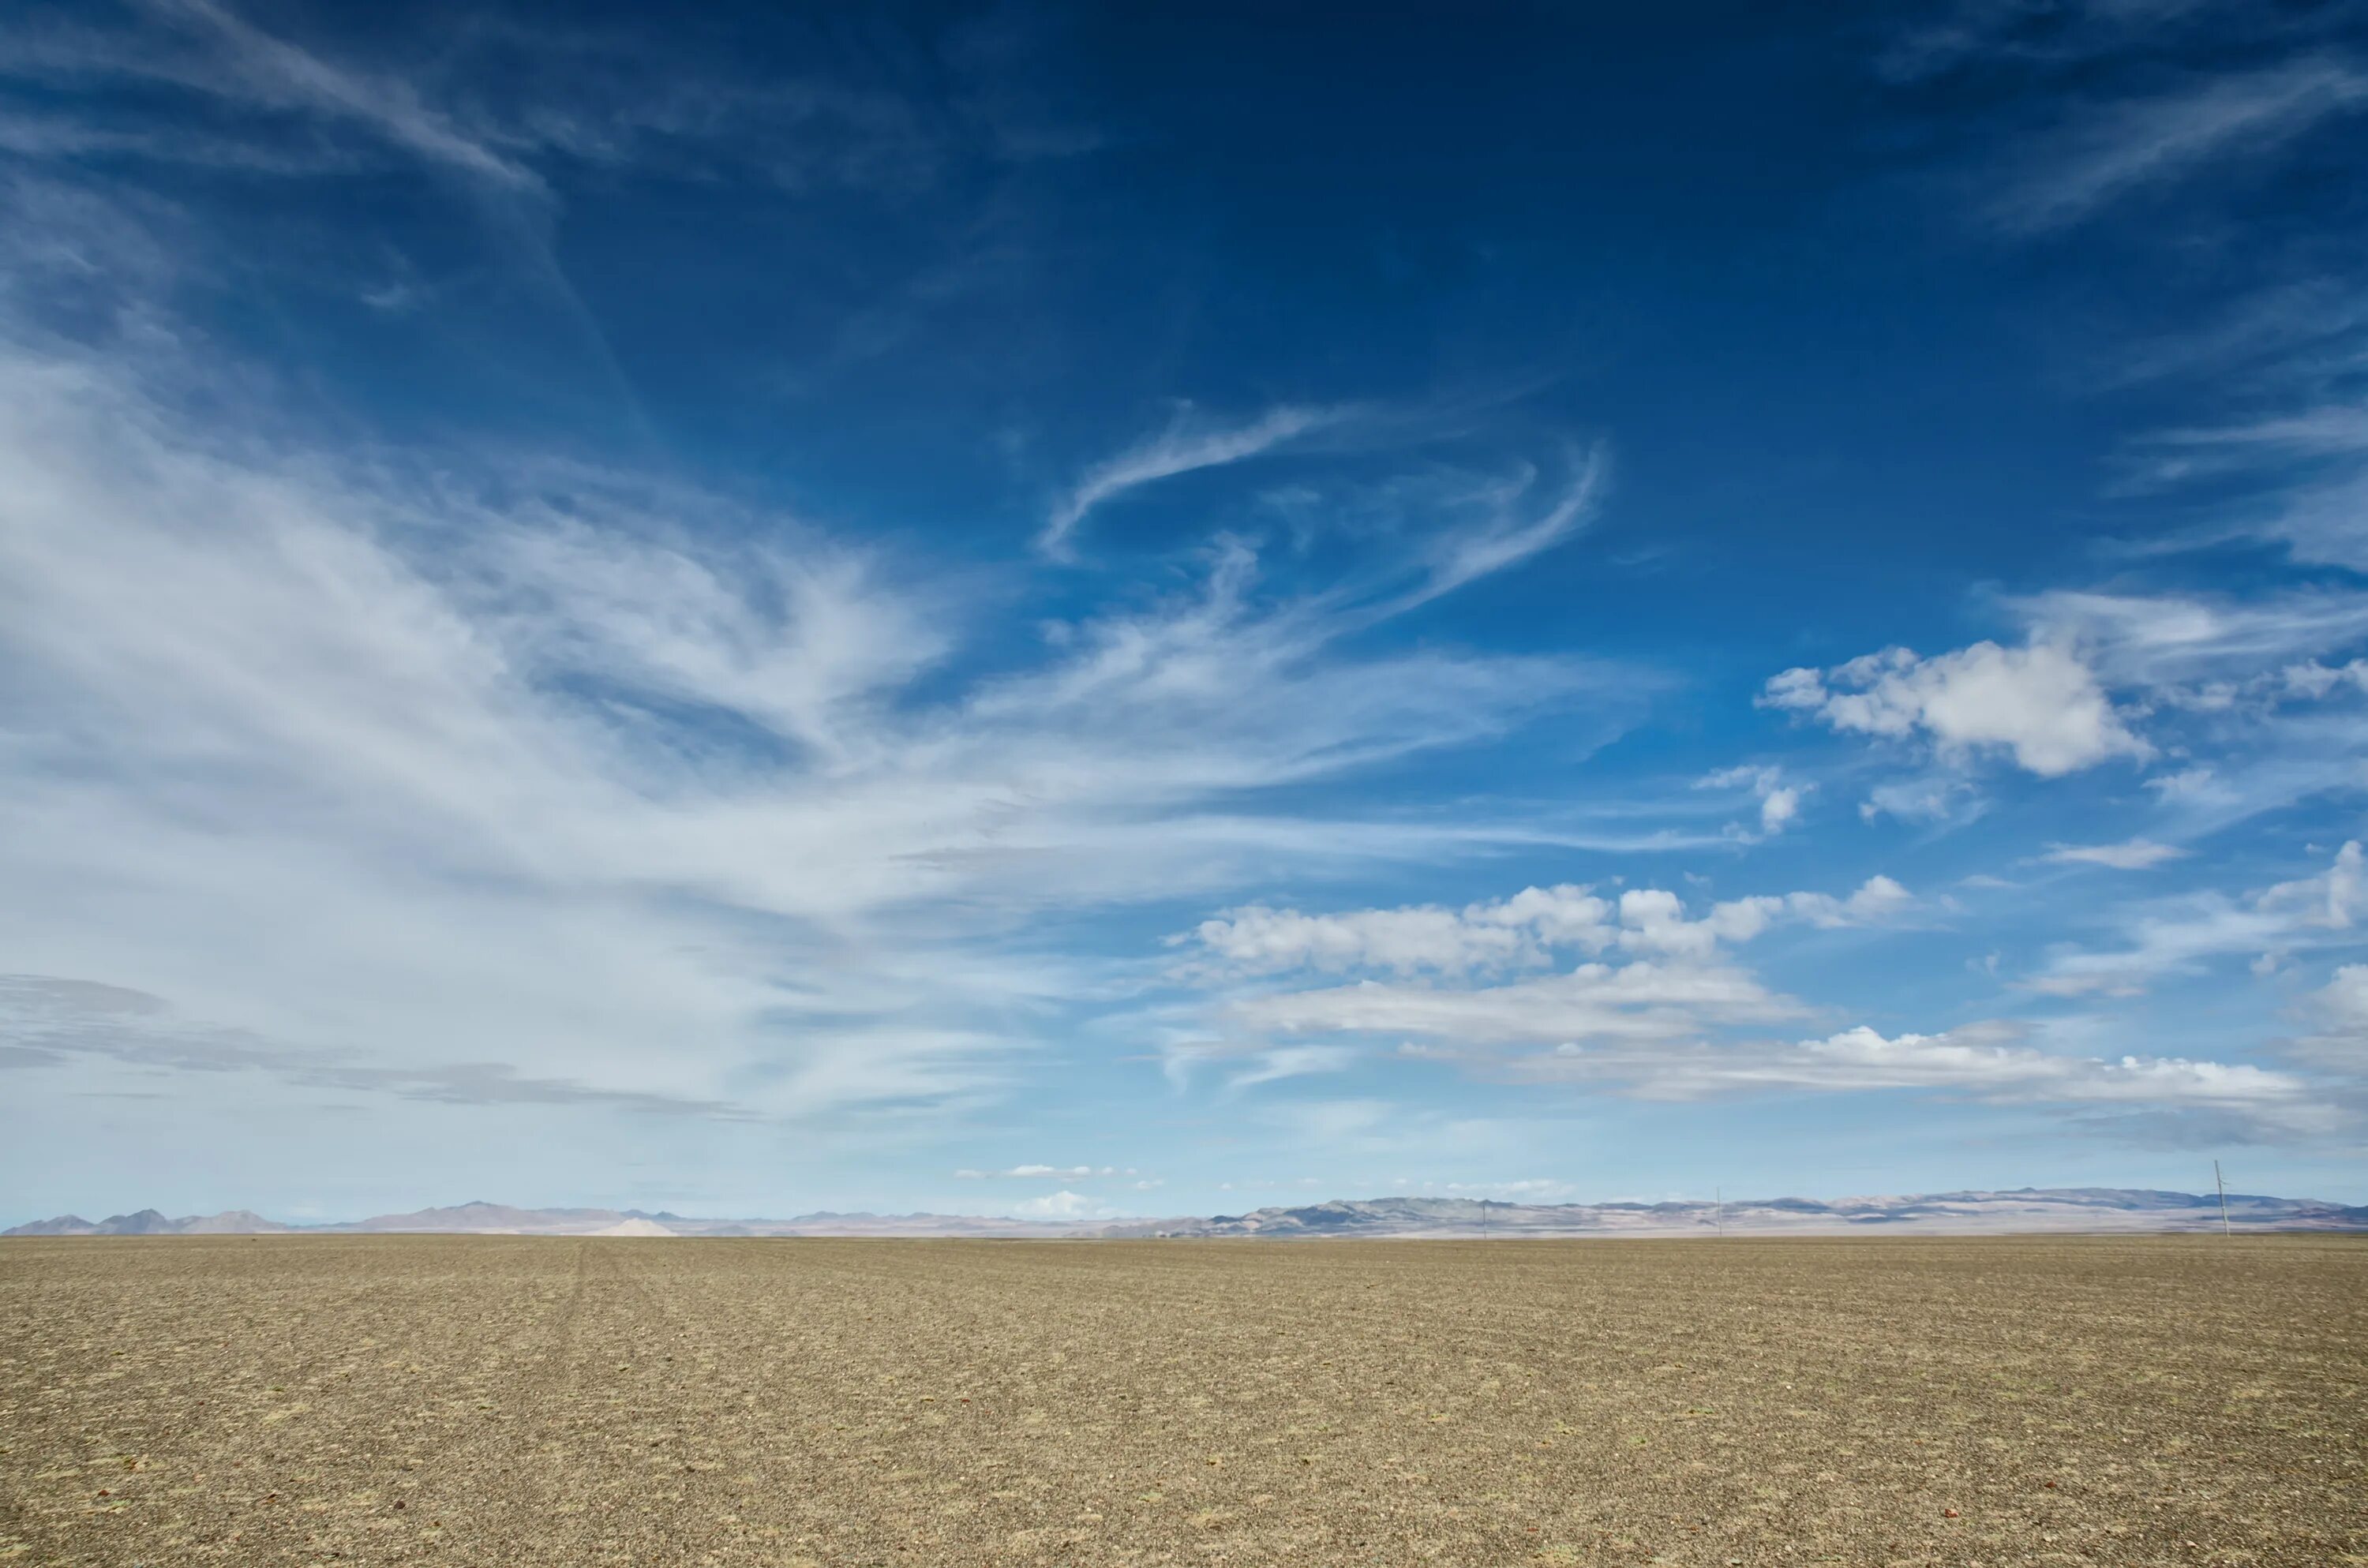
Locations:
1479;1197;1489;1240
1715;1186;1724;1240
2214;1160;2231;1237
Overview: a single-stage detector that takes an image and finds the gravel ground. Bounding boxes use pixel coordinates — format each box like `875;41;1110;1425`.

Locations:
1;1233;2361;1566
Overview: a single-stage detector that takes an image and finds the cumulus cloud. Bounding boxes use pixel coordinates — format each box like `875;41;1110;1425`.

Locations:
1763;641;2150;776
1860;773;1983;824
1183;874;1915;979
1177;865;2344;1143
1182;885;1613;977
2145;767;2228;802
1698;764;1809;836
1787;875;1916;927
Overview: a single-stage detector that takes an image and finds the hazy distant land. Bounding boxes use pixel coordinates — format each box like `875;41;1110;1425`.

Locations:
9;1185;2363;1239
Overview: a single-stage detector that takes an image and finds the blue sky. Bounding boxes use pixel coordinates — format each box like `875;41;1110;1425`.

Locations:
3;0;2366;1223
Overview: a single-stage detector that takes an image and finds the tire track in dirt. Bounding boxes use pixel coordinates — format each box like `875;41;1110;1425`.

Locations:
380;1241;598;1565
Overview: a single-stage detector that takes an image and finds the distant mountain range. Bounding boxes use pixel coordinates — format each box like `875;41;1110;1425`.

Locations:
0;1199;1089;1239
8;1187;2366;1239
1094;1188;2368;1237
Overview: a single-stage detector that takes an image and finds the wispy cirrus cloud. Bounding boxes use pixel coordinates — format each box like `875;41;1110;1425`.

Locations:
954;1163;1133;1180
0;975;759;1119
1987;57;2368;232
1406;441;1609;603
0;0;1040;196
1037;403;1345;556
1514;1023;2332;1140
2029;841;2362;996
0;0;538;188
1879;0;2227;83
0;297;1655;1137
1225;1043;1361;1091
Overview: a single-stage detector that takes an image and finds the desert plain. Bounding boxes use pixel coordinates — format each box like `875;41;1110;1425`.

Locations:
0;1234;2361;1566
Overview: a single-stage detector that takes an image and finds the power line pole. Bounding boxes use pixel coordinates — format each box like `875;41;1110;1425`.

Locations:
1715;1186;1724;1240
2214;1160;2231;1237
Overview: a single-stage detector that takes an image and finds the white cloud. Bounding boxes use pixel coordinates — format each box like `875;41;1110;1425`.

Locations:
1184;874;1913;978
1617;877;1920;954
1009;1189;1097;1219
1038;404;1339;556
2145;766;2228;802
2289;964;2368;1070
1698;764;1809;836
1227;1043;1359;1091
99;0;543;190
2280;660;2368;699
1438;1177;1579;1199
1860;773;1982;824
2014;589;2368;691
1174;865;2347;1142
1990;58;2368;233
1764;640;2150;776
1411;442;1609;602
1879;0;2224;83
0;331;1643;1132
1229;1003;2335;1142
2029;841;2362;996
1523;1023;2328;1136
2041;838;2190;870
0;2;1040;203
1785;875;1916;927
1235;958;1805;1048
954;1164;1120;1180
1182;885;1613;977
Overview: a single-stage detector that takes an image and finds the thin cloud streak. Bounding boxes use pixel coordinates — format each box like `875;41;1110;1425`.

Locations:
1989;56;2368;232
137;0;543;189
1038;403;1343;557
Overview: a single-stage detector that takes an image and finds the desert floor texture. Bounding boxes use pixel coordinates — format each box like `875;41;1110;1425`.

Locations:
0;1234;2360;1566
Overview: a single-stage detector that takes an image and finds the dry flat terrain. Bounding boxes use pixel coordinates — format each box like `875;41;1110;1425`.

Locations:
0;1237;2361;1566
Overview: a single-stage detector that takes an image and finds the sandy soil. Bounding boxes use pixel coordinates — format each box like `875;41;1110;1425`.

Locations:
1;1233;2360;1566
